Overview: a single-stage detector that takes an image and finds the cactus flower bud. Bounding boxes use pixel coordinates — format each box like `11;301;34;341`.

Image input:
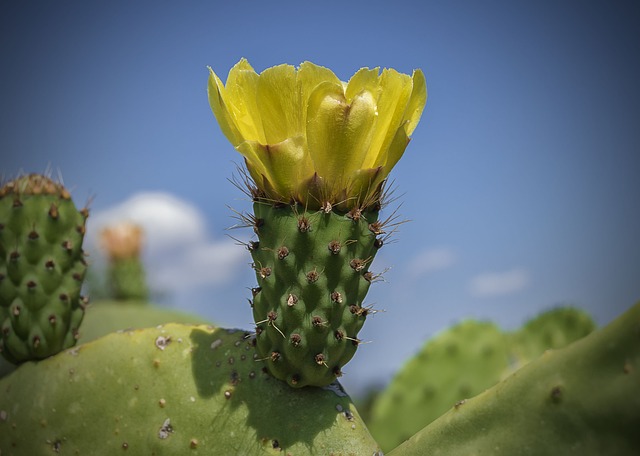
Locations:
99;222;144;261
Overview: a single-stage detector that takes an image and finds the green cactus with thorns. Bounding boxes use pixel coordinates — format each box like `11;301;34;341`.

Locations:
209;58;427;387
369;307;596;451
248;201;385;387
0;174;88;364
0;323;380;455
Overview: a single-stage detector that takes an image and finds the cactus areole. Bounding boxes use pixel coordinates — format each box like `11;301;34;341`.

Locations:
208;59;427;387
0;174;88;363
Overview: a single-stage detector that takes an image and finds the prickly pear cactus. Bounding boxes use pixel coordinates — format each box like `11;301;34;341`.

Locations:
250;202;381;388
208;59;427;387
0;174;88;364
388;301;640;456
0;323;380;455
369;307;595;451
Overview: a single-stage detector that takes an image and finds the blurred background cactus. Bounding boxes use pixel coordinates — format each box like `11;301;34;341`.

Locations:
79;217;210;346
99;221;149;302
367;307;596;452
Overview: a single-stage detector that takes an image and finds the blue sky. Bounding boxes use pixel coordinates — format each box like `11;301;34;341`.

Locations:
2;1;639;392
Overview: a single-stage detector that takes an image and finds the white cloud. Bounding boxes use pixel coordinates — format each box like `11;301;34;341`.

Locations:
406;247;456;277
469;268;530;297
88;192;207;250
87;192;245;290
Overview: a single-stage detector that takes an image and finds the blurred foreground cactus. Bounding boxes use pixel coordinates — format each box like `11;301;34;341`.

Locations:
0;174;88;364
208;58;427;387
0;323;379;454
369;307;596;451
388;302;640;455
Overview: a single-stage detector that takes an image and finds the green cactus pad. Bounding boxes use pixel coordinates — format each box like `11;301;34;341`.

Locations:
369;321;508;450
76;299;211;344
388;301;640;455
508;306;596;369
249;201;382;388
0;174;87;363
0;299;211;379
0;323;380;455
369;307;595;452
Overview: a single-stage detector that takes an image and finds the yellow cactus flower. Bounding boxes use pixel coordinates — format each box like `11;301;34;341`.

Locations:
208;58;426;210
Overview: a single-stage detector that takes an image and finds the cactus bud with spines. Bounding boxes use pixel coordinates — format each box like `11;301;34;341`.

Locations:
0;174;88;363
209;59;427;387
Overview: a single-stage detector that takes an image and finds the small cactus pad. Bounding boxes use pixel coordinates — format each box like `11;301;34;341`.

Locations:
0;174;88;363
388;302;640;455
99;223;149;301
0;323;380;454
106;257;149;301
369;307;595;451
249;202;382;388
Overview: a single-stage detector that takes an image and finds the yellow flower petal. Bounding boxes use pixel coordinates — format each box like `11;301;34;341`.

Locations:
297;61;341;128
208;59;427;210
378;120;411;174
207;67;242;146
345;67;380;103
256;64;299;144
362;68;413;169
237;136;311;200
404;69;427;136
306;81;377;197
376;69;426;172
225;59;266;144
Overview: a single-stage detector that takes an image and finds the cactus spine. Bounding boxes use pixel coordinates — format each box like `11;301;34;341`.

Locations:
0;174;88;363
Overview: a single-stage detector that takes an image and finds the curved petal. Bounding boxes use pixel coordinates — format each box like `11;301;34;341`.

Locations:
225;59;266;144
404;69;427;136
237;136;311;200
307;81;377;192
235;140;272;184
345;67;380;104
207;67;242;146
256;64;299;144
376;121;411;174
297;61;341;130
362;68;413;169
